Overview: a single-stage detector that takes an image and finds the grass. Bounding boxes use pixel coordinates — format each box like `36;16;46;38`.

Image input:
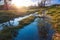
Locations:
0;15;35;40
0;9;36;40
38;6;60;40
0;5;60;40
0;9;37;23
0;10;17;23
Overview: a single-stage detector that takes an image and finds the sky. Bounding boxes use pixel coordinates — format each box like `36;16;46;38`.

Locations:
0;0;4;5
0;0;60;5
11;0;39;6
51;0;60;4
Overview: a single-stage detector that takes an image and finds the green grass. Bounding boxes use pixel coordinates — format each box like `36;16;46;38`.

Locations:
0;6;60;40
0;15;35;40
0;10;17;23
37;6;60;40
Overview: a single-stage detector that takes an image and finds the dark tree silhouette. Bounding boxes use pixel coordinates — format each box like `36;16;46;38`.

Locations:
38;0;51;7
4;0;11;10
4;0;8;10
38;0;54;40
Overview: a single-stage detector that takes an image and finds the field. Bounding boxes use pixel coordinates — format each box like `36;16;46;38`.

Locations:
0;10;17;23
0;15;35;40
0;5;60;40
38;6;60;40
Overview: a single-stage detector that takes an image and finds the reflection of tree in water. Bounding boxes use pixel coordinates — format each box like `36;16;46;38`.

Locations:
0;16;35;40
38;18;48;40
38;0;54;40
0;27;18;40
37;13;55;40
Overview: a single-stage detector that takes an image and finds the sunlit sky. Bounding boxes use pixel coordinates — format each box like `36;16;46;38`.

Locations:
11;0;39;7
0;0;60;6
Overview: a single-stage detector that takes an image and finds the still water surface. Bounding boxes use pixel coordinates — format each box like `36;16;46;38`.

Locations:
14;18;40;40
0;13;54;40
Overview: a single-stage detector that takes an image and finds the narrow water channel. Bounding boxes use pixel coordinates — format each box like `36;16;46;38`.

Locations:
0;13;54;40
0;13;35;30
14;18;40;40
14;18;54;40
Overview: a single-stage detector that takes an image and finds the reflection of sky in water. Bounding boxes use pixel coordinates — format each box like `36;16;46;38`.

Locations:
0;25;3;30
10;20;19;26
0;14;33;30
0;17;23;30
14;18;40;40
14;18;54;40
0;13;54;40
0;18;20;30
0;17;54;40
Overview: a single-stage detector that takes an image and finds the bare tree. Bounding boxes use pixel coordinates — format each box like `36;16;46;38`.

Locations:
38;0;51;7
38;0;54;40
4;0;8;10
4;0;11;10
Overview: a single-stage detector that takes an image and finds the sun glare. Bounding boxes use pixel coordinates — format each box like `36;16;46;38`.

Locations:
11;0;34;8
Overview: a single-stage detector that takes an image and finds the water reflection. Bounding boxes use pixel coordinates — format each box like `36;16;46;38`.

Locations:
0;14;33;30
0;13;54;40
14;18;54;40
14;18;40;40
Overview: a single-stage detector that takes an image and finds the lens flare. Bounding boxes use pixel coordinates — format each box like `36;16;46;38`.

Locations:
11;0;34;8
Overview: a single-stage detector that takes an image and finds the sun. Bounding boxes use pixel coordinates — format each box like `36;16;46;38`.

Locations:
11;0;34;8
